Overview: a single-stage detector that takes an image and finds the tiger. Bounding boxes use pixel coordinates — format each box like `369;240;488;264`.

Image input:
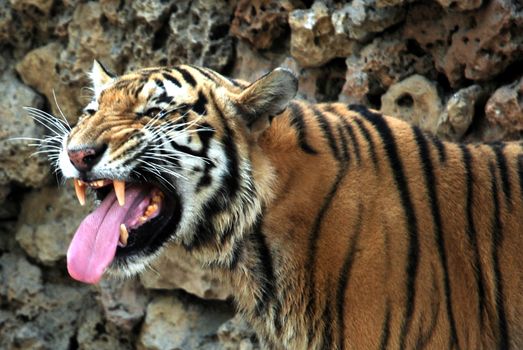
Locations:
44;60;522;349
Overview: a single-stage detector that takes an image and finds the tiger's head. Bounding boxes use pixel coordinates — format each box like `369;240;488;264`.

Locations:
60;61;297;284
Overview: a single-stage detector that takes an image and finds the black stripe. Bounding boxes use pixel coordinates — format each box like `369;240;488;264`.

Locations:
414;128;459;349
353;118;379;168
430;135;447;163
379;302;392;350
306;121;350;344
416;271;441;348
188;65;217;82
349;104;419;349
312;106;340;160
174;66;197;86
252;215;277;314
489;163;510;350
491;144;512;208
322;297;334;349
336;205;363;350
288;102;318;155
343;120;361;165
460;144;487;327
163;73;181;87
192;90;208;116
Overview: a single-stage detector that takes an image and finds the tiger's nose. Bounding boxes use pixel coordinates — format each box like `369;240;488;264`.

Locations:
67;144;107;172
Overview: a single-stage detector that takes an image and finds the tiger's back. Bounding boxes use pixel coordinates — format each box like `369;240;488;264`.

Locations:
57;63;523;349
251;101;523;349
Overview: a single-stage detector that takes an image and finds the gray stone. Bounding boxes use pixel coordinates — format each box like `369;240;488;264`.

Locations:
77;297;135;350
332;0;405;43
0;253;42;305
98;278;148;331
164;0;235;71
0;69;48;188
138;292;235;350
437;85;486;141
217;314;260;350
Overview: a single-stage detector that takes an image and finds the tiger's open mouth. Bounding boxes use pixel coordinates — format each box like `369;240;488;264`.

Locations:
67;178;181;284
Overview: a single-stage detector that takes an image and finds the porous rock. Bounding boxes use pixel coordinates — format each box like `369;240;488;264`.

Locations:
15;185;93;265
16;42;84;121
332;0;405;43
340;32;433;103
485;76;523;136
77;296;136;350
98;278;148;332
0;69;48;188
0;256;93;349
231;0;303;50
289;1;358;67
140;244;232;300
21;283;91;349
9;0;54;15
0;253;42;305
437;84;486;141
137;292;234;350
435;0;482;11
405;0;523;86
165;0;235;71
381;75;442;134
132;0;173;26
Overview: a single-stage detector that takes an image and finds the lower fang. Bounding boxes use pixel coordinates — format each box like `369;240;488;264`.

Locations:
119;224;129;247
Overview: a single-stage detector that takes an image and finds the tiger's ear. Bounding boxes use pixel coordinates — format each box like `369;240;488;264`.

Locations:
89;60;115;98
237;68;298;134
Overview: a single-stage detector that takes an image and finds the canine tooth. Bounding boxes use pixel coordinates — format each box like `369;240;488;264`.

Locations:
113;180;125;206
119;224;128;246
74;179;86;206
139;216;147;223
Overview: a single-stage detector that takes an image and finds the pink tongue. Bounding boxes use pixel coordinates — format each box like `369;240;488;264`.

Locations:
67;186;145;284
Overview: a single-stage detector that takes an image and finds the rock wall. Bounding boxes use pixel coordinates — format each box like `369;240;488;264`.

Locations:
0;0;521;349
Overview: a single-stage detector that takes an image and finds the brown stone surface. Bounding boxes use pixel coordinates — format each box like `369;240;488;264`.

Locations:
16;185;93;265
140;244;232;300
231;0;303;49
381;75;442;134
485;76;523;134
405;0;523;86
289;2;358;67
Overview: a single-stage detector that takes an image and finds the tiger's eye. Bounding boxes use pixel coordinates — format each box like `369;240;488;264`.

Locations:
144;108;162;118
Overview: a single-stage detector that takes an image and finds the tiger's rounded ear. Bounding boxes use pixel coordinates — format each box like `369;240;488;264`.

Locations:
89;60;115;98
237;68;298;134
